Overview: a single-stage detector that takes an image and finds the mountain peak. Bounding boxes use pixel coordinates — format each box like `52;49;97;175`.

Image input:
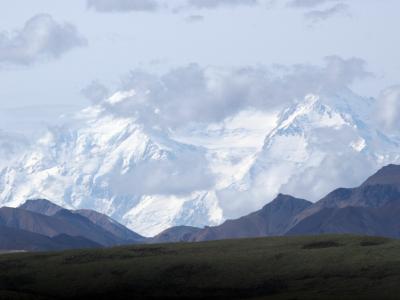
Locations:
263;194;312;212
362;164;400;187
271;93;351;137
20;199;65;216
275;193;302;199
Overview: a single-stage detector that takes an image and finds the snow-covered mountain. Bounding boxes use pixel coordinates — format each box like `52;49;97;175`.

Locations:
0;102;223;236
218;91;400;219
0;90;399;236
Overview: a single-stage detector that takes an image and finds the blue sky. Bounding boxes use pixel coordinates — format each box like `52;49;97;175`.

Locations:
0;0;399;118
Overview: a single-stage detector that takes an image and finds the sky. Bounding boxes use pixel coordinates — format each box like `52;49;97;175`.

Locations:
0;0;399;130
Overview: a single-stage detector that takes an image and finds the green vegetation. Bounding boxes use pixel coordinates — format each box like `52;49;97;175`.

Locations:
1;235;400;299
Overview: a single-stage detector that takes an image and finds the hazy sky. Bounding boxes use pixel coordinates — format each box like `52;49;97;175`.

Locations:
0;0;399;115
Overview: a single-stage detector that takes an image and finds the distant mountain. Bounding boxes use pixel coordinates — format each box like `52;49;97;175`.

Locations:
286;206;400;238
191;194;312;242
75;209;145;242
291;164;400;226
150;226;202;244
20;199;145;242
1;92;400;237
0;199;145;251
20;199;65;216
219;93;400;220
3;164;400;250
362;164;400;187
0;207;121;246
156;194;312;243
0;102;222;236
0;226;100;251
286;164;400;238
159;165;400;242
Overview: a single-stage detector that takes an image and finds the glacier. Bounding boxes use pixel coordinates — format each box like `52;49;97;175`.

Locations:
0;89;399;236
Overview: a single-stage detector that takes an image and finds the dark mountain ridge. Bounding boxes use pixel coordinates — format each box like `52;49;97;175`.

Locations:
189;194;312;242
150;226;202;244
0;206;123;246
0;199;144;251
75;209;145;242
2;164;400;250
0;226;100;251
289;164;400;233
20;199;145;243
20;199;64;216
156;164;400;243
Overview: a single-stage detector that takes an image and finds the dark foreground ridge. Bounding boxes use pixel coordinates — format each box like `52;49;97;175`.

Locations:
0;199;146;251
155;164;400;242
0;235;399;300
2;163;400;251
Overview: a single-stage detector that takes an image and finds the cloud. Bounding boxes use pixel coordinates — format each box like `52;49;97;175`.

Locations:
87;0;261;13
81;81;110;104
287;0;350;22
87;0;159;12
373;85;400;135
287;0;345;8
0;130;29;169
0;14;87;66
83;56;370;130
186;0;258;9
305;3;349;22
111;148;216;196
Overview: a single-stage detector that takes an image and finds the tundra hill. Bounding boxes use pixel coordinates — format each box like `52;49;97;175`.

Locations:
0;235;399;299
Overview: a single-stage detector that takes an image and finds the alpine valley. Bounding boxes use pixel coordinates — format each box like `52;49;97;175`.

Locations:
0;89;399;237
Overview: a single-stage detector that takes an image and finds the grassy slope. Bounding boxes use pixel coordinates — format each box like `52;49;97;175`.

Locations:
0;235;400;300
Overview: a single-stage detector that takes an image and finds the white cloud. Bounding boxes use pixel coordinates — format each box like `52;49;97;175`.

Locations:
81;81;110;104
87;0;262;13
83;56;370;130
373;85;400;135
87;0;159;12
0;14;87;66
0;130;29;169
287;0;350;22
85;0;347;24
111;149;216;196
287;0;346;8
305;3;349;22
186;0;258;9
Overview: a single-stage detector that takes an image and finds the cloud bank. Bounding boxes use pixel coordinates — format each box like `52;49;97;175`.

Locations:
0;14;87;66
87;0;261;13
84;56;370;130
112;149;215;196
186;0;258;9
86;0;348;24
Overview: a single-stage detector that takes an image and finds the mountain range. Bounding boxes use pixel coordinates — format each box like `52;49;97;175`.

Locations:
0;199;144;251
0;90;399;237
151;164;400;243
1;163;400;250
